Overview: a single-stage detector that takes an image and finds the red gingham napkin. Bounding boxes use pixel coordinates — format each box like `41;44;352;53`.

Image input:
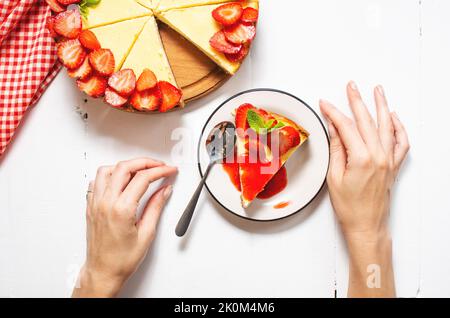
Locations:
0;0;62;157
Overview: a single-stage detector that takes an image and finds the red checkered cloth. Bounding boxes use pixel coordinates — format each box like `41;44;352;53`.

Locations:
0;0;62;157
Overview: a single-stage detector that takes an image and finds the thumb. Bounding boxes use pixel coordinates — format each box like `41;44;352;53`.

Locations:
137;185;173;244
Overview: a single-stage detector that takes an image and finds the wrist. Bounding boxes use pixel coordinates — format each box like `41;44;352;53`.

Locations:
72;265;125;298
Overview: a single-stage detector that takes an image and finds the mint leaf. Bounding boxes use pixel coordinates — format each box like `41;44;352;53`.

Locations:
79;0;101;19
247;110;267;134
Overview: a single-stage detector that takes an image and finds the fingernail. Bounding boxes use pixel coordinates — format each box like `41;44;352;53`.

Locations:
349;81;358;91
163;185;173;200
376;85;385;96
392;111;399;119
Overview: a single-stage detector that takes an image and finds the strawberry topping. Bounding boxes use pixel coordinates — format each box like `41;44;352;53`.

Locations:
45;0;66;13
241;7;259;23
130;88;162;112
136;69;158;92
108;69;136;97
224;22;256;45
53;9;81;39
77;75;107;98
105;88;129;108
79;30;101;51
57;39;86;69
209;30;242;54
212;3;243;26
89;49;115;76
158;81;182;112
67;56;92;80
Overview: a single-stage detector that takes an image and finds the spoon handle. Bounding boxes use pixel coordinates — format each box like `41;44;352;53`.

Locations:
176;162;215;237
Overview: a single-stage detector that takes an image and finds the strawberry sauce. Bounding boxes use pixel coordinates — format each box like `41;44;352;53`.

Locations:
222;162;288;200
257;166;288;199
273;201;291;209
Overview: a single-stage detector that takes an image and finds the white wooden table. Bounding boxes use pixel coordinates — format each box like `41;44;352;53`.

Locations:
0;0;447;297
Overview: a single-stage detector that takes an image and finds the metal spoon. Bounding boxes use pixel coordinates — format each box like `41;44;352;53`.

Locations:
176;121;236;237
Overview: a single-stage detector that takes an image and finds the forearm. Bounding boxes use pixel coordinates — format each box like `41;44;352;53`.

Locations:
72;266;124;298
345;230;395;298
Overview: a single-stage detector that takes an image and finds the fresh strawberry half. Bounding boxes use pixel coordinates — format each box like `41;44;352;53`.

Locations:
241;7;259;23
278;126;301;156
209;30;242;54
136;69;157;92
105;88;128;108
225;44;249;62
212;3;243;26
46;16;58;38
89;49;115;76
158;81;182;112
224;22;256;44
130;88;162;112
108;69;136;97
57;0;81;5
57;39;86;69
77;75;107;98
45;0;66;13
53;9;81;39
235;103;256;131
67;57;92;80
79;30;101;51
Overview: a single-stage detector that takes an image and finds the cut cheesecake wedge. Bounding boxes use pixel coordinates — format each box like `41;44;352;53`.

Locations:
155;0;236;12
121;15;184;107
82;0;152;29
90;17;150;72
234;104;309;208
157;0;259;75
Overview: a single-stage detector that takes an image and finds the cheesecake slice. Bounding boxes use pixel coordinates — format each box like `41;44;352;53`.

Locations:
90;16;150;72
157;0;258;75
135;0;156;10
82;0;152;29
155;0;235;12
121;15;183;105
234;104;309;208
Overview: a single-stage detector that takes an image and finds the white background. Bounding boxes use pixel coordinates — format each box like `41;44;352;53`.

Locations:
0;0;447;297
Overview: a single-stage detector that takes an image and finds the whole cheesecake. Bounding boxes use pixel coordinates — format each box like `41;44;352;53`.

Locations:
46;0;260;113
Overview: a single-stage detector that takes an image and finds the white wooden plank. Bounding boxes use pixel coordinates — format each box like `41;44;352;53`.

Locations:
419;0;450;298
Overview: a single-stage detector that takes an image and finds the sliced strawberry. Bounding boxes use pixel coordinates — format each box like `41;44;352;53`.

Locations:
67;57;92;80
130;88;162;112
105;88;128;108
278;126;301;156
57;0;81;5
89;49;115;76
108;69;136;97
77;75;107;98
57;39;86;69
79;30;101;51
45;0;66;13
158;81;182;112
46;16;58;38
209;30;242;54
136;69;157;92
224;22;256;44
212;3;243;26
225;44;249;62
235;103;256;132
241;7;259;23
53;9;81;39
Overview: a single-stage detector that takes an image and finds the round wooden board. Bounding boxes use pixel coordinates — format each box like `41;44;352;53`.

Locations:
158;22;230;104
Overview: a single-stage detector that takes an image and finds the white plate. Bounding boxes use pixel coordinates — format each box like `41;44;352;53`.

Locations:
198;89;330;221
